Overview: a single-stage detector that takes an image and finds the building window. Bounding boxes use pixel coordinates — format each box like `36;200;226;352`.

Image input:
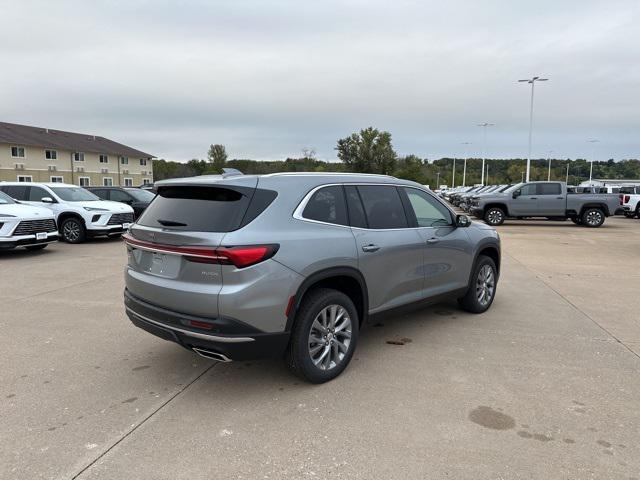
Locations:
17;175;32;182
142;178;151;185
124;178;133;187
120;156;129;165
79;177;90;187
103;177;113;186
140;158;147;166
73;152;85;162
50;176;64;183
11;146;26;158
99;154;109;163
45;149;57;160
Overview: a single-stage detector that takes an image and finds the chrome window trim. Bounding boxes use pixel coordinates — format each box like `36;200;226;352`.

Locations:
293;182;457;231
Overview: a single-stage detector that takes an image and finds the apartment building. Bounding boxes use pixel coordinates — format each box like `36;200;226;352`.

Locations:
0;122;154;186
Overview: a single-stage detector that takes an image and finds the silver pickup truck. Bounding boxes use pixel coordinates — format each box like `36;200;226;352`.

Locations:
468;181;621;227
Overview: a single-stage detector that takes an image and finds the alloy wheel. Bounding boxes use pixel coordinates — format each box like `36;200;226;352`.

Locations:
308;304;352;371
476;264;495;307
585;210;603;226
63;221;80;242
486;209;503;225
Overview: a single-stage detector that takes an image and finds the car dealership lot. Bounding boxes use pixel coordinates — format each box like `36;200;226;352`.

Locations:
1;217;639;480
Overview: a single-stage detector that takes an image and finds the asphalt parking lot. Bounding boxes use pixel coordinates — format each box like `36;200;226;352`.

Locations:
2;216;639;480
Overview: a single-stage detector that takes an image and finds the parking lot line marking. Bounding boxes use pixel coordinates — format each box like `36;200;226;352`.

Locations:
70;362;219;479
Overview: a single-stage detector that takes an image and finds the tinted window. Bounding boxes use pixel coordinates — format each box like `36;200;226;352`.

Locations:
345;185;367;228
519;184;537;195
301;186;347;226
90;189;109;200
403;188;452;227
28;186;50;201
357;185;408;229
1;185;28;200
0;191;16;204
537;183;561;195
125;188;155;202
137;186;252;232
111;190;133;203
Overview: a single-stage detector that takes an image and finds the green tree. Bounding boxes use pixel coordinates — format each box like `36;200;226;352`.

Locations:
394;154;425;183
336;127;397;174
207;144;227;173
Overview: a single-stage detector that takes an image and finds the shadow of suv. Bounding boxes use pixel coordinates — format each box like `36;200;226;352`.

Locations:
123;172;501;383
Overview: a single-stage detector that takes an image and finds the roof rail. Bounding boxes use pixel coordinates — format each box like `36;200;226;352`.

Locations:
221;168;243;178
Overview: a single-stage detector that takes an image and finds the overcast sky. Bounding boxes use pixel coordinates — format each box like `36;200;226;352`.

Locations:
1;0;639;162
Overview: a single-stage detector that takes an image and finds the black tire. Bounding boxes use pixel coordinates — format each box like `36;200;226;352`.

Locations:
458;255;498;314
624;211;636;219
60;217;87;243
570;217;583;225
581;208;605;228
484;207;505;226
286;288;359;384
25;244;47;251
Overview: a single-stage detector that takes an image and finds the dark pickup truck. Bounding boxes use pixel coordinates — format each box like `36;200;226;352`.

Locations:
469;181;620;227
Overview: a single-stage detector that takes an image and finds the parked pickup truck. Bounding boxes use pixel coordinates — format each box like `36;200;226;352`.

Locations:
469;181;620;227
619;185;640;218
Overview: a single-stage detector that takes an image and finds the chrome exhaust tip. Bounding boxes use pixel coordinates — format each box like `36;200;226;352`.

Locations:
192;347;232;362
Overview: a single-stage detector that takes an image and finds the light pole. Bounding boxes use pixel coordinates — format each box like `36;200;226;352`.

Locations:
587;139;599;183
436;171;440;187
486;163;489;184
518;76;549;182
461;142;472;187
565;162;570;184
547;150;554;181
477;123;494;185
451;156;456;188
521;171;525;182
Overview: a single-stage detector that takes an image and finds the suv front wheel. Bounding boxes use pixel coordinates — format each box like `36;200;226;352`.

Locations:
286;288;359;383
458;255;498;313
60;217;87;243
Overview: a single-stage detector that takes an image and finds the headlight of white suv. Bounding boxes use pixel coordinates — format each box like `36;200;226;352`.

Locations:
83;207;109;212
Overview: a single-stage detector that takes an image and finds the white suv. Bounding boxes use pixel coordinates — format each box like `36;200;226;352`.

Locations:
619;185;640;218
0;190;58;251
0;182;135;243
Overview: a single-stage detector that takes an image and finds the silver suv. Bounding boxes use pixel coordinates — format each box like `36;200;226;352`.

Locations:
123;172;501;383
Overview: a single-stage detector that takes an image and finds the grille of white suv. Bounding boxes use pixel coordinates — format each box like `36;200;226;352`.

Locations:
13;219;57;236
107;213;134;225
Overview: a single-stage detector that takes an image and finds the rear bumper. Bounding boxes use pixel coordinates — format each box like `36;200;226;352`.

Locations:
124;289;290;361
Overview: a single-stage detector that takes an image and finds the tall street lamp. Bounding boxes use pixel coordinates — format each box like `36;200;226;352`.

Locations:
477;123;494;185
547;150;554;181
436;171;440;187
451;156;456;188
587;139;599;182
518;76;549;182
461;142;472;187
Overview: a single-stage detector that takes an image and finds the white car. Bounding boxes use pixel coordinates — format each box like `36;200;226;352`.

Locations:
0;190;58;251
0;182;135;243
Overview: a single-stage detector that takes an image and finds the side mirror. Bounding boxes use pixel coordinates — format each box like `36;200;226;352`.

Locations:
41;197;55;204
456;214;471;227
512;190;521;199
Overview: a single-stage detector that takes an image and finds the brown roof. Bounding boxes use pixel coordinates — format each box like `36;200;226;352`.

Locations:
0;121;154;158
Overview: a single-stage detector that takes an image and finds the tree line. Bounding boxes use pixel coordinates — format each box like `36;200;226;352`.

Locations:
152;128;640;186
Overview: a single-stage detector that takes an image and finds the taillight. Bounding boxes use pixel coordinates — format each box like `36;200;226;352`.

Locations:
122;233;278;268
623;195;630;204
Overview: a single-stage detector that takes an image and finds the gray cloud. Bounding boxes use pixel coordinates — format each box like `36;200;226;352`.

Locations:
1;0;638;161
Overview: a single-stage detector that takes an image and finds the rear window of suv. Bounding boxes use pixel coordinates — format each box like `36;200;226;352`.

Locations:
137;185;276;232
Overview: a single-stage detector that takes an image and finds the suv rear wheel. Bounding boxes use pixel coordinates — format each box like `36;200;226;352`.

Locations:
286;288;359;383
458;255;498;313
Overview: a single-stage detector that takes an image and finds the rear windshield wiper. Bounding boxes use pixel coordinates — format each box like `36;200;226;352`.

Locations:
157;219;187;227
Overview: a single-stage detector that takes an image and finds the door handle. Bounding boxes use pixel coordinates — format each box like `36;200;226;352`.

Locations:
556;197;564;200
530;197;537;200
361;244;380;253
426;238;440;244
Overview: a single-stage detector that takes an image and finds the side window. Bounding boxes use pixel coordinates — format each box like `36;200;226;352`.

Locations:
344;185;367;228
403;188;452;227
357;185;408;229
91;189;109;200
519;183;537;195
301;185;348;226
2;185;28;200
111;190;133;203
537;183;561;195
28;186;50;202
